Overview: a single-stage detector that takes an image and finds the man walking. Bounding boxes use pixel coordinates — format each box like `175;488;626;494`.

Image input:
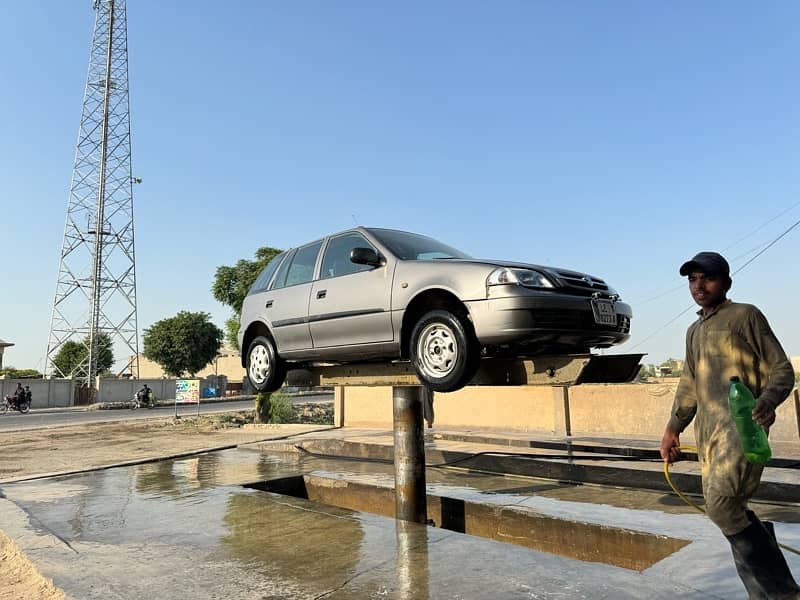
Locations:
660;251;799;599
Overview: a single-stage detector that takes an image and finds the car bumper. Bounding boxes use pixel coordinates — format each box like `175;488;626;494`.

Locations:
465;293;632;349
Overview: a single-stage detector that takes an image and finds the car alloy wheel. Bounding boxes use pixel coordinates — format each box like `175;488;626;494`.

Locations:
410;309;479;393
247;335;287;393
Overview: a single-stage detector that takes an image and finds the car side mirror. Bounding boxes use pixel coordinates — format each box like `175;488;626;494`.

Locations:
350;247;382;267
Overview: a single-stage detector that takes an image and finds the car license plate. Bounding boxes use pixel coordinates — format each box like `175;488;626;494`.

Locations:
591;299;617;326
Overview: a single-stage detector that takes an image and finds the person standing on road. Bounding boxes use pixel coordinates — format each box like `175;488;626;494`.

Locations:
660;251;799;598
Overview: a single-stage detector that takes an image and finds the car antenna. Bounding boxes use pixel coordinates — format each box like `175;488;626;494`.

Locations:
351;214;360;225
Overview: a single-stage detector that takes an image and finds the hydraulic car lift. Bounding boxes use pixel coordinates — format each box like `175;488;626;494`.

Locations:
303;353;644;524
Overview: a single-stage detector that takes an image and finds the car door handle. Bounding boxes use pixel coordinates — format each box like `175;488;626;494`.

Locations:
316;290;327;299
265;300;273;308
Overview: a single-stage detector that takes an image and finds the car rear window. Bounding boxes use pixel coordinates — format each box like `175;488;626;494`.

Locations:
270;249;295;290
284;241;323;287
248;252;286;295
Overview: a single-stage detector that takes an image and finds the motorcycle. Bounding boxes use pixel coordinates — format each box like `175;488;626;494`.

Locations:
1;394;30;414
131;391;154;410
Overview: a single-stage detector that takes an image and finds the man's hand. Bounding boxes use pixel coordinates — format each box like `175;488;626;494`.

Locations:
660;426;682;464
752;398;776;429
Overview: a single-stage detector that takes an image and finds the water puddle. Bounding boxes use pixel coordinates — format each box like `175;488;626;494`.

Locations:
246;473;690;571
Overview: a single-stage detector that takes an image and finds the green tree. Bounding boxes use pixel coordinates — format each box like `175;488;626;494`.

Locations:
657;358;683;378
637;363;656;381
254;391;294;424
0;368;42;379
143;311;223;377
212;246;282;349
52;332;114;377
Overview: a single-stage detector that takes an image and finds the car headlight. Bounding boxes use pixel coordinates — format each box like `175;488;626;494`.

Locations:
487;268;554;289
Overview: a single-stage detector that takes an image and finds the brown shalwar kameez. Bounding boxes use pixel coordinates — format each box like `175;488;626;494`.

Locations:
667;300;795;535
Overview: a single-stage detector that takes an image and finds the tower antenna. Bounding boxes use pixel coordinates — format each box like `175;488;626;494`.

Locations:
46;0;139;398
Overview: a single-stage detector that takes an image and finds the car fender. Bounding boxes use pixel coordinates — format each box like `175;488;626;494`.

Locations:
391;261;491;311
239;318;276;367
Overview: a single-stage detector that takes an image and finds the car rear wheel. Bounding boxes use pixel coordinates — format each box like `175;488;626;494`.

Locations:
410;309;479;392
247;336;287;393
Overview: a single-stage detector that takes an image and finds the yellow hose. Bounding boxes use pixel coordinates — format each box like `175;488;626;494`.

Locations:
664;445;800;555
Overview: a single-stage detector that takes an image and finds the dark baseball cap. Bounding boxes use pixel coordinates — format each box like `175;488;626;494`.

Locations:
679;252;730;277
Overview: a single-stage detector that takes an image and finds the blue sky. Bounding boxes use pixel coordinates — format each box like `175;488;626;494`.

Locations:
1;1;799;372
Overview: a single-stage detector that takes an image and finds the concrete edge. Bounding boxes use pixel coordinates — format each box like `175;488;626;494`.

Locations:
0;426;339;486
258;437;800;504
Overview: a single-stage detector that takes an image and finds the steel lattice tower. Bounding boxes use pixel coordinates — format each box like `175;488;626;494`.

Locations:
46;0;139;387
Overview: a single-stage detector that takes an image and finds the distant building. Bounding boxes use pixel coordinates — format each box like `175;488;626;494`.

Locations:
0;338;14;369
134;345;244;379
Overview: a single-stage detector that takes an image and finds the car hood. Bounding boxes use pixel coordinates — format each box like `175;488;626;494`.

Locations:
434;258;599;280
428;258;613;295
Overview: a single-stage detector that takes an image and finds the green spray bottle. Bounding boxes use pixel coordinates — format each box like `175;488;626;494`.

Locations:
728;376;772;464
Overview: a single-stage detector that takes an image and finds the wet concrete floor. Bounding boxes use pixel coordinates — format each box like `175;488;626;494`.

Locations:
1;447;799;599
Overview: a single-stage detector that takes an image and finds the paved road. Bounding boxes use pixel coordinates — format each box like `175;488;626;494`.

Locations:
0;393;333;432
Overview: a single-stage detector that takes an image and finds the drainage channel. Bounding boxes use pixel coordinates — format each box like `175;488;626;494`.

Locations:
245;473;690;572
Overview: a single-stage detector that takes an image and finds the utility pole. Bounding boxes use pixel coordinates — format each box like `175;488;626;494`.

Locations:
46;0;139;398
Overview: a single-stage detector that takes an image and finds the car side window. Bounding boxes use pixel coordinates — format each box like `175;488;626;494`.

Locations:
269;249;295;290
321;233;376;279
249;253;286;294
284;241;323;287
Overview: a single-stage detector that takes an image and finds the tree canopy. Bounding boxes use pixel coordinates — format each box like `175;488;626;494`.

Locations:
0;368;42;379
212;246;282;348
52;332;114;378
143;311;223;377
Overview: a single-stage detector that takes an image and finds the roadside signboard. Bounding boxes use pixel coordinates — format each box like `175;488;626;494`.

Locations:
175;379;200;403
175;379;200;418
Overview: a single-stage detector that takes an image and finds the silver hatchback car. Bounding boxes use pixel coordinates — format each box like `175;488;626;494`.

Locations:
239;227;632;393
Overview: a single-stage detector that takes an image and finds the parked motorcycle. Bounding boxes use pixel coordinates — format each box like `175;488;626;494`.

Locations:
1;394;30;414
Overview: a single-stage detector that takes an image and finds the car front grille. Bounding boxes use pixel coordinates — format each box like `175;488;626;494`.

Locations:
552;270;610;296
534;309;584;330
534;309;630;333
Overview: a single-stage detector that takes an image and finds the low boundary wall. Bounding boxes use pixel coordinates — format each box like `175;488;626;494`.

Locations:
1;376;229;407
336;384;800;444
0;379;74;409
97;376;228;404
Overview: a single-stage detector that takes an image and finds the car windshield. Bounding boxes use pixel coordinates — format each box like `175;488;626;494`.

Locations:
367;228;471;261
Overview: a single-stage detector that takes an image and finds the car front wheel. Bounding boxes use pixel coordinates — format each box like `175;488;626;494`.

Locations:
247;336;287;393
410;309;479;392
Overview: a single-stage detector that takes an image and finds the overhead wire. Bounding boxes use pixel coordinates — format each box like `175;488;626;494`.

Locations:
631;200;800;307
721;199;800;253
628;213;800;352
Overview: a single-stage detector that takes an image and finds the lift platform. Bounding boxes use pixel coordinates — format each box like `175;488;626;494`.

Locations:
303;352;644;388
299;353;645;525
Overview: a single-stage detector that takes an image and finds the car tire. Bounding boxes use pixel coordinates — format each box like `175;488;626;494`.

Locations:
247;335;287;393
410;309;479;393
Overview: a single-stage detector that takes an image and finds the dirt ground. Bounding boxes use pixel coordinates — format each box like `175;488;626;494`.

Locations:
0;410;331;599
